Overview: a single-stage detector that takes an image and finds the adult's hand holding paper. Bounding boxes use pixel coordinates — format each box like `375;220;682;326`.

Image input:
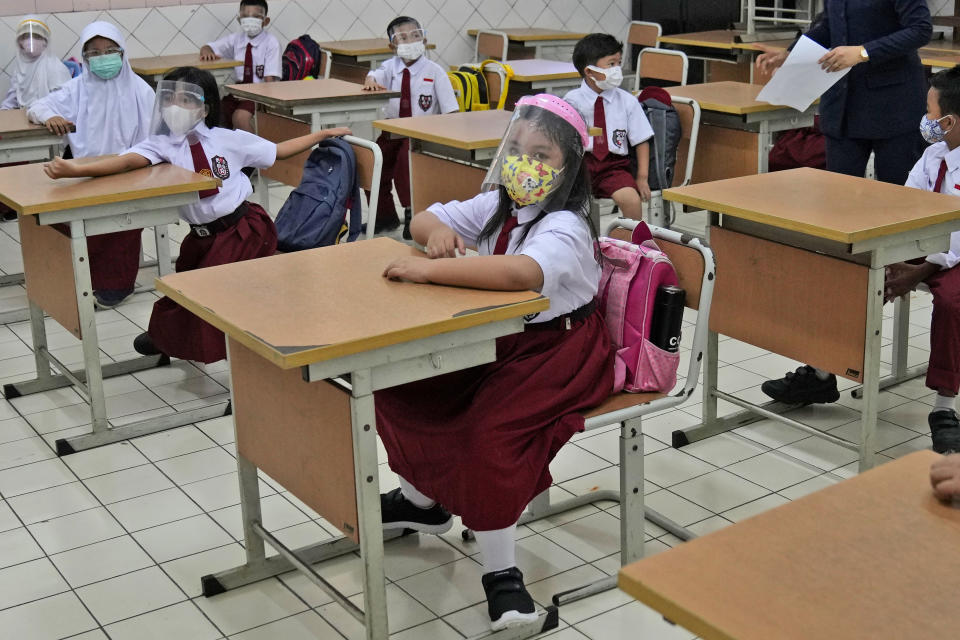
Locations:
756;35;849;111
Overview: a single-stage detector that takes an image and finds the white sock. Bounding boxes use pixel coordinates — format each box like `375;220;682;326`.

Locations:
813;367;830;381
475;524;517;574
933;394;956;413
398;476;435;509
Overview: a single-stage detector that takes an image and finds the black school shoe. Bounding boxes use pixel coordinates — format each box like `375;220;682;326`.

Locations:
93;288;134;310
482;567;538;631
133;332;162;357
930;410;960;454
760;365;840;405
379;487;452;534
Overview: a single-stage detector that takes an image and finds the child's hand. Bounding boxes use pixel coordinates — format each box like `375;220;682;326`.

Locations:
199;45;219;61
930;454;960;500
636;177;652;203
884;261;938;303
43;157;78;179
425;227;466;258
383;256;434;283
45;116;73;136
322;127;352;139
363;76;386;91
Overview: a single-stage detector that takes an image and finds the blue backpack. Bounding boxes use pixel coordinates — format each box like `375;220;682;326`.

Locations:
275;138;362;252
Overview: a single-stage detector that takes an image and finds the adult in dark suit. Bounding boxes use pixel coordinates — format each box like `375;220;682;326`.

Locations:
757;0;932;186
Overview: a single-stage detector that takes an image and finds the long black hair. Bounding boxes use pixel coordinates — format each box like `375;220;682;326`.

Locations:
162;66;221;129
477;104;599;260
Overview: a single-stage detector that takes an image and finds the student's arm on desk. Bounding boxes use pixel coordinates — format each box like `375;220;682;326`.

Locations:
930;454;960;500
383;253;544;291
43;153;150;179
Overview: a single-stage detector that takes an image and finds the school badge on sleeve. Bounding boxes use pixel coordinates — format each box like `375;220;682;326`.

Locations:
612;129;627;149
418;94;433;111
211;156;230;180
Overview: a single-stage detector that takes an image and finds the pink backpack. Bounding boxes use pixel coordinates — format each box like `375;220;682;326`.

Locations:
598;222;681;394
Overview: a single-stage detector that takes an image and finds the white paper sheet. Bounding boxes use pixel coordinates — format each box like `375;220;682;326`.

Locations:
756;35;850;111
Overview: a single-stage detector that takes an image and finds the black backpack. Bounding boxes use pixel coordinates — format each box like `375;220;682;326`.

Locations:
282;35;322;81
638;86;681;191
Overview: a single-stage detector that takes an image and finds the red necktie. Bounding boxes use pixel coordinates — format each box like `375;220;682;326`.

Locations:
934;159;948;193
493;215;519;255
593;96;608;160
189;140;221;199
242;43;253;83
399;68;412;117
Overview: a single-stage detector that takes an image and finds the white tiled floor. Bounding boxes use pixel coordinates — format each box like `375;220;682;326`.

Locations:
0;204;943;638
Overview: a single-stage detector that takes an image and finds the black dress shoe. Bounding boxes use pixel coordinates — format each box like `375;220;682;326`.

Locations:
133;332;162;356
761;365;840;405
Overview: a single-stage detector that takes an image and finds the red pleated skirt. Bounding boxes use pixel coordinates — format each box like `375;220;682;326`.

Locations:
375;310;615;531
88;229;142;292
149;203;277;363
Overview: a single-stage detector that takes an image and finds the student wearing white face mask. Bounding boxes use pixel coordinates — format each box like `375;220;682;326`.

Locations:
1;16;72;111
363;16;458;239
201;0;281;133
564;33;654;222
42;67;351;364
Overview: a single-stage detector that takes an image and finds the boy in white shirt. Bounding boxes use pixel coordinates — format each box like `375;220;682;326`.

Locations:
363;16;458;238
201;0;281;133
564;33;654;221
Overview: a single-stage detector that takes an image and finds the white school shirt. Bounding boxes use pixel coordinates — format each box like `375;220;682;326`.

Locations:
564;82;653;157
207;30;281;83
905;141;960;270
126;122;276;225
428;190;599;322
367;55;458;119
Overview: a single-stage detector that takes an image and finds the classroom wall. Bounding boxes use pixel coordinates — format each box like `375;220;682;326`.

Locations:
0;0;631;100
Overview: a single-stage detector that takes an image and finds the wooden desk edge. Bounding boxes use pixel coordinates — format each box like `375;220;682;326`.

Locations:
657;35;736;50
2;178;219;216
131;59;240;74
372;119;500;150
226;84;397;107
663;189;960;244
155;276;550;369
616;573;732;640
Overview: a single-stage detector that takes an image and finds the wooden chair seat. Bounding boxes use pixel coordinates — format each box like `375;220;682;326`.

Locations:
582;390;666;419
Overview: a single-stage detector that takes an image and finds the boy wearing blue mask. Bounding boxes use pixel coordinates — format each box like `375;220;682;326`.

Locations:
363;16;458;238
28;21;155;309
765;65;960;455
565;33;654;221
201;0;280;133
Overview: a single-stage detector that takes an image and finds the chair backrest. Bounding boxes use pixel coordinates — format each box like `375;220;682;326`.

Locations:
670;96;700;189
608;225;705;310
318;48;332;79
476;30;508;62
627;20;662;47
635;48;688;90
483;67;504;108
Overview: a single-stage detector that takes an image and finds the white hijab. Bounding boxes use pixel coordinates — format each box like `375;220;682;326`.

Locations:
13;16;72;108
72;21;155;157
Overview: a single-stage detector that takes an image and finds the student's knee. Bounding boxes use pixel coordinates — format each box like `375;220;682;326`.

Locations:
611;187;642;218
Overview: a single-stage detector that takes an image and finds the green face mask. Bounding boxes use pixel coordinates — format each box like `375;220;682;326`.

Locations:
89;53;122;80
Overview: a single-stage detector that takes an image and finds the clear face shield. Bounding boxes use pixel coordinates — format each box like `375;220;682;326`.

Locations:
390;24;426;61
481;95;588;210
150;80;207;139
16;19;51;59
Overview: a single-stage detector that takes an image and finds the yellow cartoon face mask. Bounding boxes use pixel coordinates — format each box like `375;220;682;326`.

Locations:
499;154;562;206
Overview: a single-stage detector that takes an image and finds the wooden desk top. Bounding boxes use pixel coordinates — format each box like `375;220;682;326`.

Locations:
664;167;960;244
130;53;240;75
666;81;790;114
922;37;960;54
0;108;64;139
226;79;398;108
0;161;218;215
374;110;513;149
920;48;960;68
311;38;436;56
155;237;549;369
466;28;587;42
506;59;579;81
618;451;960;640
658;30;743;50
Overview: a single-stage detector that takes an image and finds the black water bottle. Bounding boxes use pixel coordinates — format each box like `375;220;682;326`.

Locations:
649;285;685;353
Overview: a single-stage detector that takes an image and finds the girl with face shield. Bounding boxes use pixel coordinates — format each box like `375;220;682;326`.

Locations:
376;94;615;632
1;16;72;111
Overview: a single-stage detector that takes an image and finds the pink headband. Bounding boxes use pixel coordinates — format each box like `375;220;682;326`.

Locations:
515;94;590;148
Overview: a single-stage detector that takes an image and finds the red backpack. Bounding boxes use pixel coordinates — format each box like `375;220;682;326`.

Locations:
282;35;322;81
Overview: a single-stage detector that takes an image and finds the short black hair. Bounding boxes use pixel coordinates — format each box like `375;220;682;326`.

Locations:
572;33;623;76
387;16;421;39
240;0;268;15
931;65;960;118
163;66;221;129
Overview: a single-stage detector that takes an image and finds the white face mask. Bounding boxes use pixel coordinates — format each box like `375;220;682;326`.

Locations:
240;17;263;37
162;105;204;137
396;41;425;62
587;65;623;91
19;36;46;58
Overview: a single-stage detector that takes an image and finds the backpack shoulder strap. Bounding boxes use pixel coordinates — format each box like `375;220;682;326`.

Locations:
648;105;669;190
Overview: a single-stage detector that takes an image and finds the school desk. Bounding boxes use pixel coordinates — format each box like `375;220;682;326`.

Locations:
664;168;960;471
310;38;436;83
920;48;960;70
0;108;70;307
129;54;240;87
502;59;581;104
154;237;555;640
466;28;588;61
665;81;816;183
0;161;227;454
657;29;789;84
618;450;960;640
